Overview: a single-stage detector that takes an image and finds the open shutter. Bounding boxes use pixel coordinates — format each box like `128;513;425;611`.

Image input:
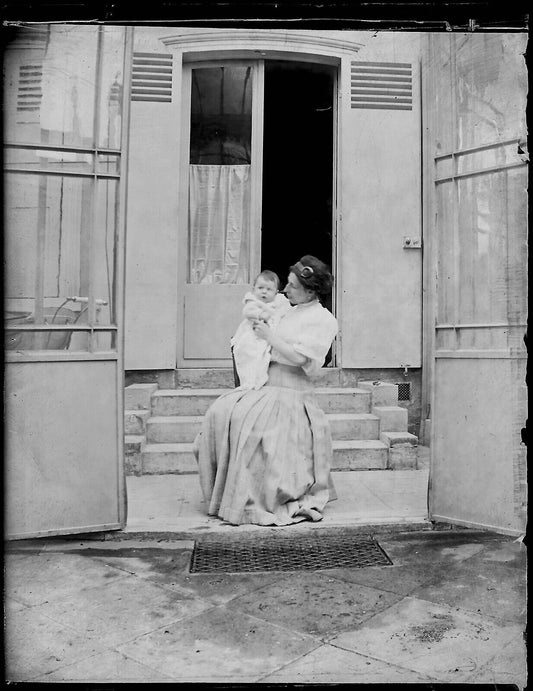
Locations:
338;34;422;368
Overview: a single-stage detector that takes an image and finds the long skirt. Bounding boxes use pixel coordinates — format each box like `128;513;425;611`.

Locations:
194;361;337;526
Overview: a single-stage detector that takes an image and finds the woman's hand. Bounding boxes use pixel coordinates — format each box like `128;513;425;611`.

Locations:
253;319;308;367
252;319;272;343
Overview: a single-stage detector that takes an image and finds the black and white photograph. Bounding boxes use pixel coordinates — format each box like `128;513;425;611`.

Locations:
2;2;528;686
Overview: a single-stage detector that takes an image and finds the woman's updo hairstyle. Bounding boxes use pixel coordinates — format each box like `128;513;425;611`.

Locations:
290;255;334;297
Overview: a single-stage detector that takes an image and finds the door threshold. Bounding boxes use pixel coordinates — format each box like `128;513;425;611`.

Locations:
118;519;433;541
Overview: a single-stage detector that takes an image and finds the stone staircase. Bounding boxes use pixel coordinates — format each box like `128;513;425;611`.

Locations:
124;369;418;476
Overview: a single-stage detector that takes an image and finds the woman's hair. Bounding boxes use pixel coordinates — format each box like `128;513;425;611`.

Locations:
255;269;280;290
290;255;333;296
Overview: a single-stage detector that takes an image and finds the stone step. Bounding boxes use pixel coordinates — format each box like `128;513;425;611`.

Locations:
125;383;158;410
152;389;230;416
316;388;372;413
125;434;144;452
372;405;409;432
146;412;381;444
140;439;389;475
124;409;150;435
152;387;372;416
146;415;204;443
142;442;197;475
358;380;399;406
173;367;360;389
328;413;380;440
331;440;389;470
125;434;144;476
176;369;236;389
381;431;419;470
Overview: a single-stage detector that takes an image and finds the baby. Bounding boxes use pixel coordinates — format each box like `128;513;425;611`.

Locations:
231;270;291;389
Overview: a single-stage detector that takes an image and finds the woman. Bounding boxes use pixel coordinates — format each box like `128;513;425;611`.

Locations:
194;255;339;526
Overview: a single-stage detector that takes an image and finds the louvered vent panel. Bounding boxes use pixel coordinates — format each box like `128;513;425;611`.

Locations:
132;52;172;103
351;61;412;111
17;64;43;112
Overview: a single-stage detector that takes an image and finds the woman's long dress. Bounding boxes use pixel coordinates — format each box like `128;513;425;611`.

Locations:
194;299;339;526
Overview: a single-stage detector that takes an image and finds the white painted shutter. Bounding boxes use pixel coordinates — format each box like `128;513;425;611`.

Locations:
338;51;422;368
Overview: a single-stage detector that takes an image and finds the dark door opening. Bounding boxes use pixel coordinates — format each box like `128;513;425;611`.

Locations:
261;60;335;305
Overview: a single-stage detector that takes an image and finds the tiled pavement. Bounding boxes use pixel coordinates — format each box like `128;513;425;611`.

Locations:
5;529;527;684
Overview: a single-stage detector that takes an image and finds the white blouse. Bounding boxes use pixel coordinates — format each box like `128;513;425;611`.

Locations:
270;299;338;377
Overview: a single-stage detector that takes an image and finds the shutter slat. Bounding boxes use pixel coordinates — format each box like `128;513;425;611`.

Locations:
351;61;413;111
131;52;173;103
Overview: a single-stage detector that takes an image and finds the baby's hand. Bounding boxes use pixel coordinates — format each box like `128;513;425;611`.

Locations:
252;319;271;342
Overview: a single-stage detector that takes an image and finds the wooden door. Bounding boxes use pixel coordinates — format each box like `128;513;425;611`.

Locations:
4;25;132;539
425;33;528;535
177;61;264;366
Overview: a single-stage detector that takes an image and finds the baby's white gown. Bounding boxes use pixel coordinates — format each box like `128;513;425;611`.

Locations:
231;292;290;390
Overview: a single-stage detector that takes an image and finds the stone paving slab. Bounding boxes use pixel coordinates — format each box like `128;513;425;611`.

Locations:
5;606;108;682
316;562;446;597
463;634;527;685
467;538;526;570
258;642;439;684
90;551;283;605
90;552;192;584
32;571;213;648
327;533;525;599
33;650;175;683
411;556;527;624
330;596;523;683
116;605;320;683
39;538;196;552
377;531;502;565
154;570;283;606
225;571;404;640
4;553;127;606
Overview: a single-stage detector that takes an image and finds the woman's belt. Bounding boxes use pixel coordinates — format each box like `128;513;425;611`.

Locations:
266;361;314;390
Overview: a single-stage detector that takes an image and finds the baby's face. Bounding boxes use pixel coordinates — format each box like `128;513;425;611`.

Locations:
253;277;277;303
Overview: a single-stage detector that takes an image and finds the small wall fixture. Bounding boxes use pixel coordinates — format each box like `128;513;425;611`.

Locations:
403;237;422;249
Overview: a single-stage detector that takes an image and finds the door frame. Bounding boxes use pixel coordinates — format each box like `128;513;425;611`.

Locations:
176;50;340;369
177;59;264;368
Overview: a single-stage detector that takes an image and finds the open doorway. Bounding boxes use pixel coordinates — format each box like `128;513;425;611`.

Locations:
261;60;335;304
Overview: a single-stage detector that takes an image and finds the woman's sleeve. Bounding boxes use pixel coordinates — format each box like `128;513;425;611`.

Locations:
293;311;339;377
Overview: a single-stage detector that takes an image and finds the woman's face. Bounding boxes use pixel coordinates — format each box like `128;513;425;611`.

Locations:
284;272;315;305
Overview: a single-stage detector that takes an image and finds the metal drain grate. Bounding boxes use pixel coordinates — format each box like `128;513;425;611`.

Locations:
189;535;392;573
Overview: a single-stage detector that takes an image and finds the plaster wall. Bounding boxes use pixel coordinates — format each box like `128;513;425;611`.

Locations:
124;29;423;372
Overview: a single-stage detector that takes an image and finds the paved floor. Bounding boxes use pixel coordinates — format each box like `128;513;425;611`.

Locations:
4;449;527;684
5;529;526;684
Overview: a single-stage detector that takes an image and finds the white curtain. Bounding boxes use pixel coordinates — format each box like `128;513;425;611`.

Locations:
189;165;251;284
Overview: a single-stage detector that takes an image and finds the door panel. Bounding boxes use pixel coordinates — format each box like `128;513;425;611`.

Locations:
431;357;527;534
426;33;528;535
183;284;249;359
5;361;124;539
178;61;263;367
